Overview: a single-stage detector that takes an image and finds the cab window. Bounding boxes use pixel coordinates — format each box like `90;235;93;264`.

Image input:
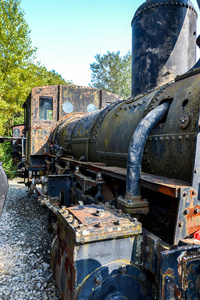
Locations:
39;97;53;120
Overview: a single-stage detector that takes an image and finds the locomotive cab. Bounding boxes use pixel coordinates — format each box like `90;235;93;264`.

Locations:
22;85;122;178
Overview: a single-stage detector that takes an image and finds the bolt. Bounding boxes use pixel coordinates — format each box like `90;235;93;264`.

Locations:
95;209;104;217
72;219;79;227
127;200;133;204
113;220;120;225
67;214;73;223
132;217;138;222
63;210;69;217
95;274;103;284
194;208;200;214
194;168;198;174
75;166;79;173
96;172;102;180
118;264;127;274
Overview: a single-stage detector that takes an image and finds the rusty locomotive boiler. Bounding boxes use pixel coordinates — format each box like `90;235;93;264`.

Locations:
11;0;200;299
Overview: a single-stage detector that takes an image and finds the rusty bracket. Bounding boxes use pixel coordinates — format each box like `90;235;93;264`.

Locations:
174;187;200;245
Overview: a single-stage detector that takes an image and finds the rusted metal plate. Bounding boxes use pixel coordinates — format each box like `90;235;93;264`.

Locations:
62;205;142;244
42;199;142;244
141;173;190;198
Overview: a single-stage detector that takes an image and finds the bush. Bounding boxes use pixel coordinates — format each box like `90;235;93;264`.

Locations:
0;142;18;178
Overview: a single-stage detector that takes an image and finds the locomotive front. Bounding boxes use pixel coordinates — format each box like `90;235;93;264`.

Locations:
19;0;200;299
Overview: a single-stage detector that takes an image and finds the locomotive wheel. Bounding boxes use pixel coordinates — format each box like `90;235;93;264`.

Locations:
76;261;151;300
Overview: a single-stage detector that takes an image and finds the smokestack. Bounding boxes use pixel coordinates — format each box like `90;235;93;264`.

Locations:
131;0;197;98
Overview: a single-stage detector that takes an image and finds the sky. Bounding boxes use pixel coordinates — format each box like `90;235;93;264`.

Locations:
20;0;200;87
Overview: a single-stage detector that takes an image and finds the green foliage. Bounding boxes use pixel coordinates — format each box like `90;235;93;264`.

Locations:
90;51;132;99
0;143;17;178
0;0;72;176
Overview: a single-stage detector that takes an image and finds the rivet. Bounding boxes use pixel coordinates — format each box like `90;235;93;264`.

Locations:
194;169;198;174
159;137;163;141
172;136;175;141
154;137;158;141
184;209;189;215
194;208;200;214
166;136;169;141
186;135;190;140
178;136;183;141
183;192;187;197
178;221;184;227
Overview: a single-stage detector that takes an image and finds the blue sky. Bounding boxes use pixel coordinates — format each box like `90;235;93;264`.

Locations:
20;0;200;86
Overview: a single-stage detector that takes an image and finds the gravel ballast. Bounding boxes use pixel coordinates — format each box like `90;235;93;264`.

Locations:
0;178;60;300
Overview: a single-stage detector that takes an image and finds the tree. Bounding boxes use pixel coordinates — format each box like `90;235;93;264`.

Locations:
0;0;36;133
0;0;71;135
90;51;132;99
0;0;71;176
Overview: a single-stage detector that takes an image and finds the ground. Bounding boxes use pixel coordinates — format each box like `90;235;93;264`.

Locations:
0;178;60;300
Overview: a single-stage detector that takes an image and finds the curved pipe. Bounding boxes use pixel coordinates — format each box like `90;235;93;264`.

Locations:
126;101;171;199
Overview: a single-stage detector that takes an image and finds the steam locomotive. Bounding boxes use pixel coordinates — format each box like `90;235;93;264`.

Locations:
9;0;200;299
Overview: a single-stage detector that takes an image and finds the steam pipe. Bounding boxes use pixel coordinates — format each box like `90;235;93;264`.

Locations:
126;101;171;199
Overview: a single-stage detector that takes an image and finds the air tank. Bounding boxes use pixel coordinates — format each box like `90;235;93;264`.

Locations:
131;0;197;98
